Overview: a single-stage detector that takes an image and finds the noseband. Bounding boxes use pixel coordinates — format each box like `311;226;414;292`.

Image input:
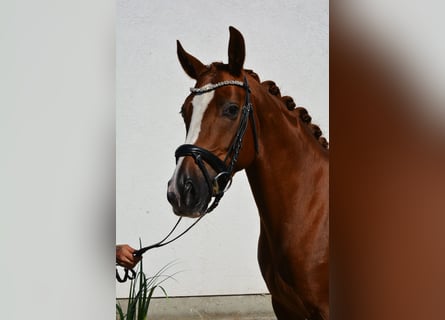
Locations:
175;76;258;213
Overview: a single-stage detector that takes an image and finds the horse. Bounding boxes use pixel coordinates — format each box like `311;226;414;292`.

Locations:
167;26;329;320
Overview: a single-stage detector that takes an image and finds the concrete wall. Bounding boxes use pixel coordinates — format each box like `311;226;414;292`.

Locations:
116;0;328;298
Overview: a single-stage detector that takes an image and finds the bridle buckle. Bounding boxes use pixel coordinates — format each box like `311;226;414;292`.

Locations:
213;171;233;195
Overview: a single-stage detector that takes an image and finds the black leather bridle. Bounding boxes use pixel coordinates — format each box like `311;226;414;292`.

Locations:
175;76;259;213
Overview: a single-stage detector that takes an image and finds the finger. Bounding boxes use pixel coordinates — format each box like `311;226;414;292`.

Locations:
128;256;142;268
119;244;135;253
123;244;137;253
120;258;133;269
124;252;136;262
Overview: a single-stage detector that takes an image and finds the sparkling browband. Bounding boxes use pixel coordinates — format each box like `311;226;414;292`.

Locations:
190;80;245;94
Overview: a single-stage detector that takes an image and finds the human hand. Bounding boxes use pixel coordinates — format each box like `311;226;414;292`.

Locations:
116;244;142;269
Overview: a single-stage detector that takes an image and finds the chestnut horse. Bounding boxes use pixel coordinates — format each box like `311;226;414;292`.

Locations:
167;27;329;320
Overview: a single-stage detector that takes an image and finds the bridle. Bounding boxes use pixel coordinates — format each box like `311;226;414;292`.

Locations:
116;76;258;283
175;76;259;213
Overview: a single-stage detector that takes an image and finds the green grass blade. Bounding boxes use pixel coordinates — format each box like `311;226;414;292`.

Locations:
116;302;125;320
117;240;178;320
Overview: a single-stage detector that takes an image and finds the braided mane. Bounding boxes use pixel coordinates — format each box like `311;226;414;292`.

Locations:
244;69;329;150
209;63;328;149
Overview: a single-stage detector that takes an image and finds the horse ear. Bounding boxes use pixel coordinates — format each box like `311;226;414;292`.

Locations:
177;40;206;80
228;26;245;76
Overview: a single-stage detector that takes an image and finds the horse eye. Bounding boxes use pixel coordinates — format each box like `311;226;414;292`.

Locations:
223;104;239;119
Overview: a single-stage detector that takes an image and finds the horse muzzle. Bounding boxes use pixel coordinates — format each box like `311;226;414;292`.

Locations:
167;158;212;217
167;144;232;217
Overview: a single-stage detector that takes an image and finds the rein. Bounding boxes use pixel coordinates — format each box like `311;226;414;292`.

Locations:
116;77;258;283
175;76;258;213
116;215;204;283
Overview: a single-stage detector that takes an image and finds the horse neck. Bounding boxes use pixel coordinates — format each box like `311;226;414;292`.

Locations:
245;88;329;241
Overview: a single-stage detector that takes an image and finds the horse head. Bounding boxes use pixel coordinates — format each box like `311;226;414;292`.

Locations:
167;27;258;218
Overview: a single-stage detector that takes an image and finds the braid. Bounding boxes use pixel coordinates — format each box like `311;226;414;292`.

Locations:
319;137;329;149
297;107;312;124
244;69;260;83
243;70;329;150
262;80;281;97
310;124;322;139
296;107;328;150
281;96;296;110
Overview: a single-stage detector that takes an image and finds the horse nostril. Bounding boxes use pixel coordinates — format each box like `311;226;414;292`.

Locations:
183;179;196;207
184;179;194;194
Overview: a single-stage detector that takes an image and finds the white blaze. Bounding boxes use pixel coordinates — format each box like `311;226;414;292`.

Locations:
168;90;215;199
185;91;215;144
